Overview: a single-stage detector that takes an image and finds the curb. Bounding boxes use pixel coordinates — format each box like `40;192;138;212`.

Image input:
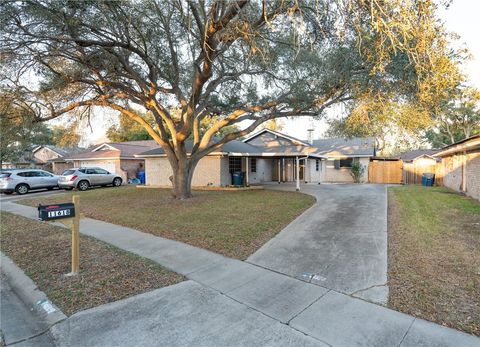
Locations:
0;252;67;326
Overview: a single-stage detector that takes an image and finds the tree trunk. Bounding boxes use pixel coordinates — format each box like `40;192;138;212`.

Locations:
171;157;196;199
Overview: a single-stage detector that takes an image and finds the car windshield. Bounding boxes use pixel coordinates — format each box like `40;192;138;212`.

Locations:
62;169;76;175
0;173;11;178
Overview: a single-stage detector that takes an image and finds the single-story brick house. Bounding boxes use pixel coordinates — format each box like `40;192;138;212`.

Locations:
135;129;376;187
62;140;157;182
435;135;480;201
1;145;72;173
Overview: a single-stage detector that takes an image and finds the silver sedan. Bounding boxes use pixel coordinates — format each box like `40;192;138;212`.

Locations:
58;167;123;191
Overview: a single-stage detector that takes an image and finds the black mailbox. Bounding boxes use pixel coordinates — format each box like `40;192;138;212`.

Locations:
38;203;75;221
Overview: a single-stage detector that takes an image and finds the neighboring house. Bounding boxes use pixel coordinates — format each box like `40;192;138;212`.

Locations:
1;145;72;172
63;140;157;182
435;135;480;201
135;129;376;187
399;149;440;185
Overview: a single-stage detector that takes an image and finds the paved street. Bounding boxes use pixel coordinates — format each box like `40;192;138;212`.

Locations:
0;274;55;347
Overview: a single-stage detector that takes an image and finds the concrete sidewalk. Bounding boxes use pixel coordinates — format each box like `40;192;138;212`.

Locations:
1;201;479;347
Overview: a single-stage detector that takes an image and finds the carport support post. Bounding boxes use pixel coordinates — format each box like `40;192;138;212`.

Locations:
277;160;281;184
245;157;249;186
71;195;80;274
296;156;300;191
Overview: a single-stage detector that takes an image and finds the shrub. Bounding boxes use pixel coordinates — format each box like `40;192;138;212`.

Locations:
350;161;365;183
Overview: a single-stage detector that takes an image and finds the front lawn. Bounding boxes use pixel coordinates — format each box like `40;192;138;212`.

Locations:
0;212;184;315
388;186;480;336
19;186;315;260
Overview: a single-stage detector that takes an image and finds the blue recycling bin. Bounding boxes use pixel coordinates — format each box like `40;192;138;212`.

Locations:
422;173;435;186
232;171;244;186
138;171;146;184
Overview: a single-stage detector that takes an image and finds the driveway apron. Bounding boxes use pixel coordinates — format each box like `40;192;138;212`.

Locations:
248;183;388;304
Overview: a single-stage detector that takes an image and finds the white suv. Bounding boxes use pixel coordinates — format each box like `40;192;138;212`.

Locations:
0;169;59;195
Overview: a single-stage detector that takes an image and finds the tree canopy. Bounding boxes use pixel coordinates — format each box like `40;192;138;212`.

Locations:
0;0;460;197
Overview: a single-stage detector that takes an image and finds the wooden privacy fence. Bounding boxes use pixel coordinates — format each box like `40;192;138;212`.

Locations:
402;158;443;186
368;160;403;184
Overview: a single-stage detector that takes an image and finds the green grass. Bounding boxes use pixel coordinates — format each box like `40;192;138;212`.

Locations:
19;186;315;260
388;185;480;336
0;212;184;315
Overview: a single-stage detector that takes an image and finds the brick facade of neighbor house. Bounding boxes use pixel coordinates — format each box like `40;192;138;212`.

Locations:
442;155;463;192
466;151;480;200
119;159;144;181
436;135;480;201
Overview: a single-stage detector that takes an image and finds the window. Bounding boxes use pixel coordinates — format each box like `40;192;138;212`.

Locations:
86;169;97;174
17;171;39;177
63;170;76;175
250;158;257;173
334;158;354;169
0;173;12;178
38;171;53;177
94;168;109;174
229;157;241;173
315;159;320;171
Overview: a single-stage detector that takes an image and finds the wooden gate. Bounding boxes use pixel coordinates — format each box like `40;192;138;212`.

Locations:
368;160;403;184
403;157;440;185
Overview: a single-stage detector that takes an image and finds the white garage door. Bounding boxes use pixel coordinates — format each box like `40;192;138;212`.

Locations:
79;161;117;174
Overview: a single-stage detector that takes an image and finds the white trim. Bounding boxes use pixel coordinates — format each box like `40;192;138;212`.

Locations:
91;143;118;152
136;152;327;159
65;156;135;161
242;129;310;146
32;145;65;157
435;137;480;157
325;154;373;159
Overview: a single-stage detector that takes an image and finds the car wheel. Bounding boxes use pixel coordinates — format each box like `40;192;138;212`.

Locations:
15;184;29;195
77;180;90;191
112;177;122;187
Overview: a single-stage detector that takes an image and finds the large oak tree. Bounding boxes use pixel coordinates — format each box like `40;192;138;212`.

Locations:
0;0;457;198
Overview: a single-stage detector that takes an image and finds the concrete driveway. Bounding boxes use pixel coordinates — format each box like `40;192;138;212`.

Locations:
248;183;388;304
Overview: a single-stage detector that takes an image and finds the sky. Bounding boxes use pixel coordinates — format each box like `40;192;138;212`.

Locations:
82;0;480;145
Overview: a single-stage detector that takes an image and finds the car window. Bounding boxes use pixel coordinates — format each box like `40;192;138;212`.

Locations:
0;173;11;178
86;169;96;174
38;171;53;177
95;169;109;174
63;169;76;175
17;172;36;177
78;169;86;174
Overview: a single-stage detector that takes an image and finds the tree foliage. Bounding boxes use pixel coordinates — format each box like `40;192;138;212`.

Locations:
106;113;154;142
0;95;52;165
51;123;81;148
0;0;460;198
425;86;480;147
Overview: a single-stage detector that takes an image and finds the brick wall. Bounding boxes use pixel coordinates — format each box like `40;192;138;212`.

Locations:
324;157;369;183
466;151;480;201
119;159;144;182
145;156;223;186
442;155;463;192
441;150;479;201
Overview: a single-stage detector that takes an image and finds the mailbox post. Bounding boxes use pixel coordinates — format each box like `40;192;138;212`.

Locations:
38;195;80;275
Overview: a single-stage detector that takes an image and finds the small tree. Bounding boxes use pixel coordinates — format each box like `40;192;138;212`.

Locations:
350;161;365;183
